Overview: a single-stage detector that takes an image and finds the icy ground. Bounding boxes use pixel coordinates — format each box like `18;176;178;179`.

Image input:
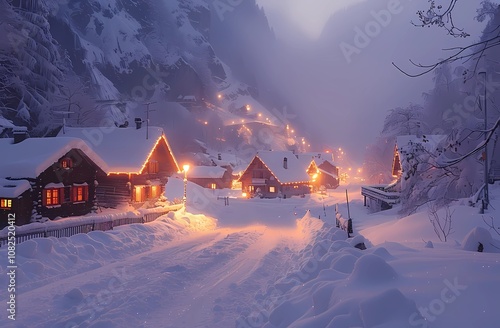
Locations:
1;181;500;327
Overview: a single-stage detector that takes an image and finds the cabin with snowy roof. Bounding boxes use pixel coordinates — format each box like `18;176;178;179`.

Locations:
58;124;179;208
239;151;312;198
0;134;107;228
175;166;232;190
298;153;340;190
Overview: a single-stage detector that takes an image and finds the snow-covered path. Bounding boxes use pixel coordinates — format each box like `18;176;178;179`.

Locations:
6;218;317;328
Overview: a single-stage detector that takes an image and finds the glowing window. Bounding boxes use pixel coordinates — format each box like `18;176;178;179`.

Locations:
61;158;72;169
44;189;60;206
0;199;12;209
269;186;276;193
72;186;88;202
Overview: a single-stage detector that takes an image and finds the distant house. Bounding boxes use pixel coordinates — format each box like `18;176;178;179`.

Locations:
239;151;311;198
0;134;107;228
58;124;179;208
361;134;447;213
298;153;340;190
176;166;232;190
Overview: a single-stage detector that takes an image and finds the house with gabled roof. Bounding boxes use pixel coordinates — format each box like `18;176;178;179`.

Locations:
58;124;179;208
0;133;107;228
239;151;312;198
362;134;447;213
298;153;340;190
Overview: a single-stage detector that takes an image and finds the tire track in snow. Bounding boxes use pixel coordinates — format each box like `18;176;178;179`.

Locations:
150;226;302;328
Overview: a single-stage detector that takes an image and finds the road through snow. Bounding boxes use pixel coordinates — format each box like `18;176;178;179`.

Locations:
10;223;315;328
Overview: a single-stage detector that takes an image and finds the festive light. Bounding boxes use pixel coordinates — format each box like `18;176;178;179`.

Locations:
109;134;179;175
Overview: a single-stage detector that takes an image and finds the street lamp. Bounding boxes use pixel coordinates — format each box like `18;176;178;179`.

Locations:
183;164;190;211
479;71;489;212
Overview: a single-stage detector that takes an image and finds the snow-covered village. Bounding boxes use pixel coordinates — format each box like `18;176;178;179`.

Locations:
1;0;500;327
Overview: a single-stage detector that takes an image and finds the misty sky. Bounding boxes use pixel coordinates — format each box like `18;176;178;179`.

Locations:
256;0;367;40
255;0;491;163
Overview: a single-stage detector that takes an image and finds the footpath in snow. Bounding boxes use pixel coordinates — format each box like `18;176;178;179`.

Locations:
1;181;500;327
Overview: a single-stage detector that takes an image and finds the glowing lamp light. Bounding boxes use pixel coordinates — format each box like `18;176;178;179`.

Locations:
217;94;222;99
242;192;248;198
183;164;190;173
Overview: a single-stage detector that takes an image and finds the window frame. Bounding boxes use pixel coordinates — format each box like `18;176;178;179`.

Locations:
72;185;89;203
43;188;62;206
61;158;73;169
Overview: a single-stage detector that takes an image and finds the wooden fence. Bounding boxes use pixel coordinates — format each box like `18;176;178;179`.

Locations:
0;205;182;247
335;204;353;237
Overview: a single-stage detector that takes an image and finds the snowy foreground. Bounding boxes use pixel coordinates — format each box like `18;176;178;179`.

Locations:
1;182;500;328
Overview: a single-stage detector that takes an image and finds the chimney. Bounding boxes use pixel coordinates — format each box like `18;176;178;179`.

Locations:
135;118;142;129
283;157;288;169
13;127;29;144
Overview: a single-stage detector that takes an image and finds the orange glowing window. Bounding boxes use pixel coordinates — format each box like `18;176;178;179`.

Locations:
0;199;12;209
72;185;88;202
61;158;72;169
44;189;61;206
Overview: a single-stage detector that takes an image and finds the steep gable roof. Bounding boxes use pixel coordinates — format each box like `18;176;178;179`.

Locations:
57;126;179;174
0;137;108;179
254;151;311;184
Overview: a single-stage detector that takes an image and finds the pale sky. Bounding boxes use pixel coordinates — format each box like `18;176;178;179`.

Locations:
256;0;367;39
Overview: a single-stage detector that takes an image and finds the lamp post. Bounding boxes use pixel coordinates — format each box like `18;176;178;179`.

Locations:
183;164;190;212
479;71;489;212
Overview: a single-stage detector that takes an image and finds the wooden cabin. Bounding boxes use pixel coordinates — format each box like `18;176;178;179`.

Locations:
176;166;232;190
239;151;311;198
298;153;340;191
58;124;179;208
0;136;107;228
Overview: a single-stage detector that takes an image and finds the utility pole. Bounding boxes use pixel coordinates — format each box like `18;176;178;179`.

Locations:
143;101;157;139
479;71;489;212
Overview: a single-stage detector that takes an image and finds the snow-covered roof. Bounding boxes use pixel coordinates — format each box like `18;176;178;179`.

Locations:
0;116;16;128
396;135;447;154
255;151;311;184
0;178;31;198
185;166;227;179
0;137;108;179
57;126;178;173
296;152;334;162
319;168;338;179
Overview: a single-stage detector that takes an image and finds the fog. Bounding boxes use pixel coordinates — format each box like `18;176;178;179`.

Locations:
251;0;489;163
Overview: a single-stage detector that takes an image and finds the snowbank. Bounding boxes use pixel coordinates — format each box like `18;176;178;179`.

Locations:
0;211;217;293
